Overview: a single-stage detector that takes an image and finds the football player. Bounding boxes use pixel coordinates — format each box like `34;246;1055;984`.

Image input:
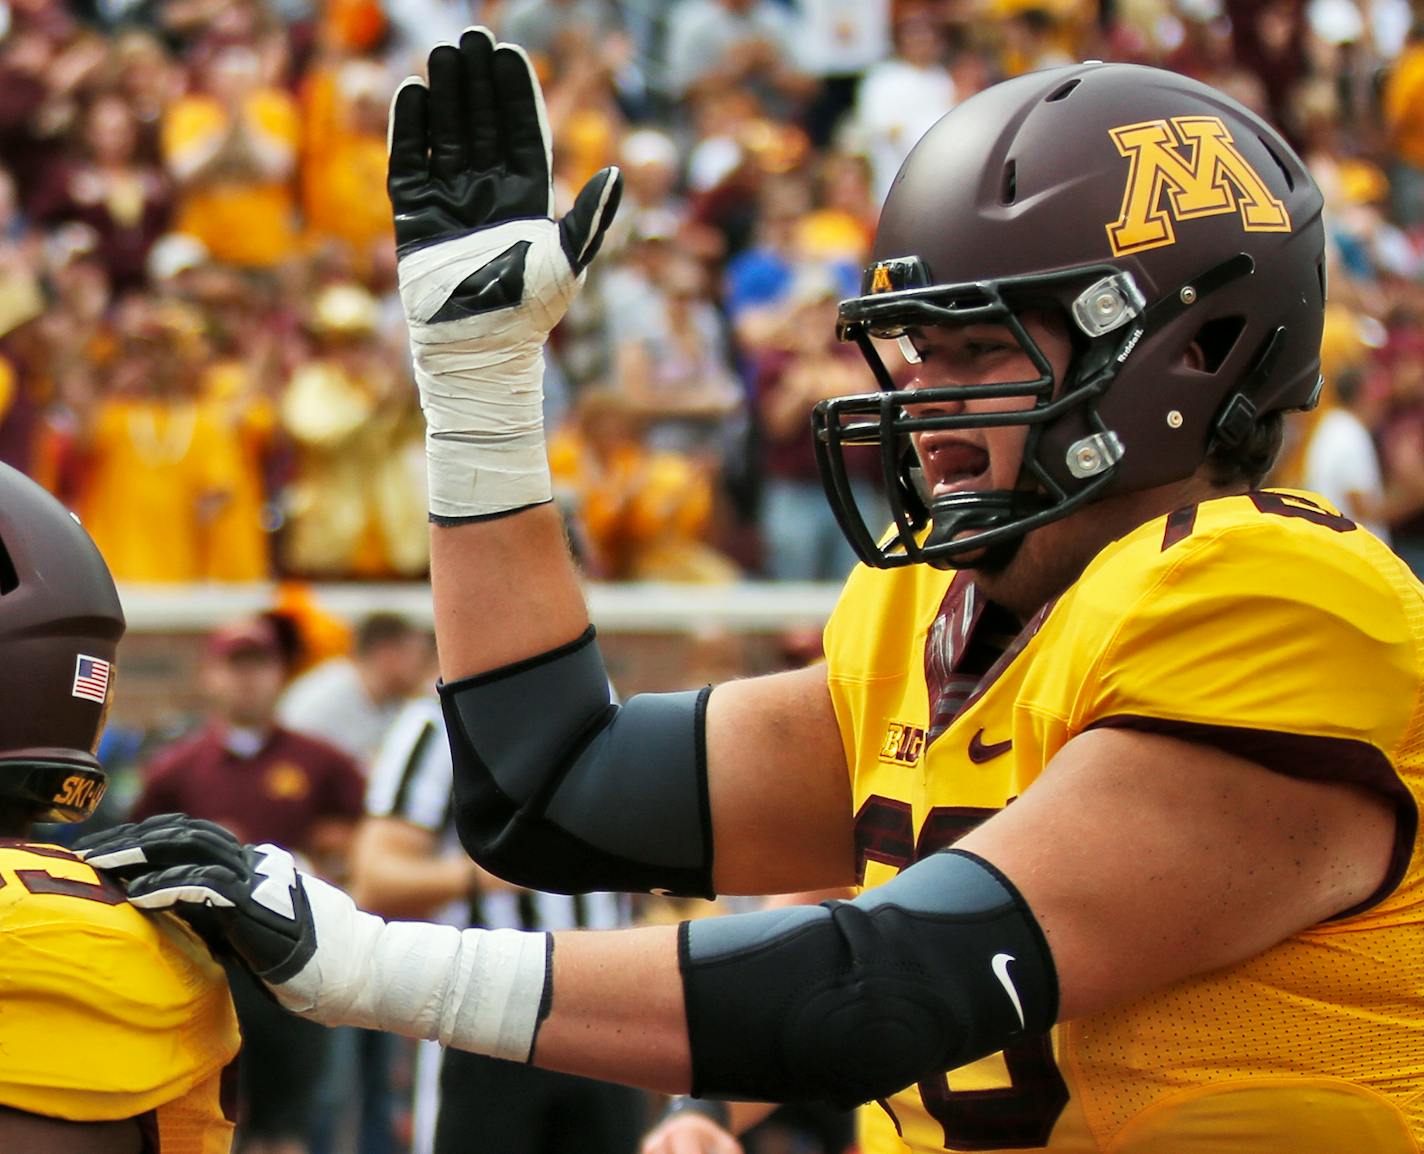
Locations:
0;462;239;1153
83;29;1424;1153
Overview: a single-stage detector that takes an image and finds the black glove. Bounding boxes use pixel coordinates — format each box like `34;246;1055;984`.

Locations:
76;813;317;983
388;26;622;317
390;27;623;520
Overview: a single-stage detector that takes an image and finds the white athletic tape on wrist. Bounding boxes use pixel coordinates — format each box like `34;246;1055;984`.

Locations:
399;220;581;519
276;871;547;1062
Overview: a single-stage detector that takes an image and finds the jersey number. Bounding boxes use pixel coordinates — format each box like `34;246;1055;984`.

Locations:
0;845;126;904
854;797;1068;1150
1164;492;1357;552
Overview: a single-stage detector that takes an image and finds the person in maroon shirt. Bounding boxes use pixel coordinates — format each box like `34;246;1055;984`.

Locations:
134;616;365;852
132;615;366;1154
29;92;172;292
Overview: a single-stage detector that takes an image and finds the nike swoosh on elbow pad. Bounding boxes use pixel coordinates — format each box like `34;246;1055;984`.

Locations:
991;951;1026;1029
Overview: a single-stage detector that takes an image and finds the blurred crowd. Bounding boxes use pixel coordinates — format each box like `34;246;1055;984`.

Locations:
0;0;1421;586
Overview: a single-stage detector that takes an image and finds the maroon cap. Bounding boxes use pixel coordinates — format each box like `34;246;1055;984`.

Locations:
207;617;283;661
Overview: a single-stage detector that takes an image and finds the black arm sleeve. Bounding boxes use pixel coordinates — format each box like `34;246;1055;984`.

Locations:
440;627;716;897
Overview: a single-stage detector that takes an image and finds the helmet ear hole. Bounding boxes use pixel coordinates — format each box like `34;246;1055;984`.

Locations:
1000;160;1018;205
0;536;17;596
1257;135;1296;191
1192;316;1246;374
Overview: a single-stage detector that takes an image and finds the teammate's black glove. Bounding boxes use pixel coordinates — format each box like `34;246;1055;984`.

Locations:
75;813;317;983
79;812;552;1051
391;26;622;520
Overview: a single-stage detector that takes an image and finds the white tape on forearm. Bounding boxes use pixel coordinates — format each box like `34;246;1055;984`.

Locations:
442;926;549;1060
274;875;547;1062
399;221;582;518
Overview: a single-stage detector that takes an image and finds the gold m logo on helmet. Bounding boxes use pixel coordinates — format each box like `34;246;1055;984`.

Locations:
870;264;895;293
1106;116;1290;257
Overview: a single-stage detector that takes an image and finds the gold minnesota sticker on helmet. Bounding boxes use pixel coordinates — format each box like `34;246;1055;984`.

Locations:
1106;115;1291;257
870;264;895;294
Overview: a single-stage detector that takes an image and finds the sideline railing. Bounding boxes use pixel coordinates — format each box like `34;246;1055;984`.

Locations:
116;581;845;634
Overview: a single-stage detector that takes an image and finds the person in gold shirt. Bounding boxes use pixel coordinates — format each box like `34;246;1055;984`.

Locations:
162;43;301;269
82;34;1424;1154
0;461;239;1153
74;299;247;582
1382;15;1424;229
299;54;395;264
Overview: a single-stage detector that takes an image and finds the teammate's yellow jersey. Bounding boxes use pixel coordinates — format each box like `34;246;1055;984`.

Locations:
824;491;1424;1154
0;839;240;1152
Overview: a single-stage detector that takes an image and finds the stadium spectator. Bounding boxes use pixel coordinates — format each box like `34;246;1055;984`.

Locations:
107;28;182;130
1302;367;1394;540
131;614;366;1154
162;39;300;268
1224;0;1310;140
791;150;876;275
71;297;248;581
663;0;814;118
999;5;1076;74
549;385;740;582
276;609;431;766
722;171;852;357
1378;327;1424;572
300;53;395;264
29;91;171;290
1382;13;1424;229
851;9;959;201
753;266;884;580
609;251;743;462
278;282;426;579
0;6;108;214
793;0;891;146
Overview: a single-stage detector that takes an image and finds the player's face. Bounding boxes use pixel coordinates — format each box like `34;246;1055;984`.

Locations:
900;312;1131;617
900;310;1072;526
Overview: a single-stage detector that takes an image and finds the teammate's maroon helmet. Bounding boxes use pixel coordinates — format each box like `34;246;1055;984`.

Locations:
0;462;124;820
816;62;1326;567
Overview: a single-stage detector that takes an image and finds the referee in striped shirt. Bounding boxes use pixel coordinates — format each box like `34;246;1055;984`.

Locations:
354;696;645;1154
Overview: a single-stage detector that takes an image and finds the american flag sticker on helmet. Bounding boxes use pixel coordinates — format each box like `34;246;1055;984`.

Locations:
72;654;111;704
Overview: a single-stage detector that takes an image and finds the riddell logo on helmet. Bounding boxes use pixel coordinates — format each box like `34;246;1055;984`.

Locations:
1106;116;1291;257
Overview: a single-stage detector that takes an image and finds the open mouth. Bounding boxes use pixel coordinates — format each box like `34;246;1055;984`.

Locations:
921;437;991;496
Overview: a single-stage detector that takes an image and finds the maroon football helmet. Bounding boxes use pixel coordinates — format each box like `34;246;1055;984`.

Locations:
816;62;1326;567
0;463;124;820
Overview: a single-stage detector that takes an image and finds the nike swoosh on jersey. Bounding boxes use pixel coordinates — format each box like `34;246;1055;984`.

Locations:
967;728;1013;763
991;951;1026;1029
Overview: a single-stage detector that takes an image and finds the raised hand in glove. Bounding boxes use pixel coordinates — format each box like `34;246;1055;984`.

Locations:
389;26;622;521
77;814;549;1058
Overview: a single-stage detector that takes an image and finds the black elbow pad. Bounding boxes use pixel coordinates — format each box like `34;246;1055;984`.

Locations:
680;850;1058;1107
441;628;715;897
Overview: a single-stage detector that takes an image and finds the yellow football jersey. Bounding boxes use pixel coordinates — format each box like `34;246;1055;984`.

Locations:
0;840;240;1153
824;490;1424;1154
